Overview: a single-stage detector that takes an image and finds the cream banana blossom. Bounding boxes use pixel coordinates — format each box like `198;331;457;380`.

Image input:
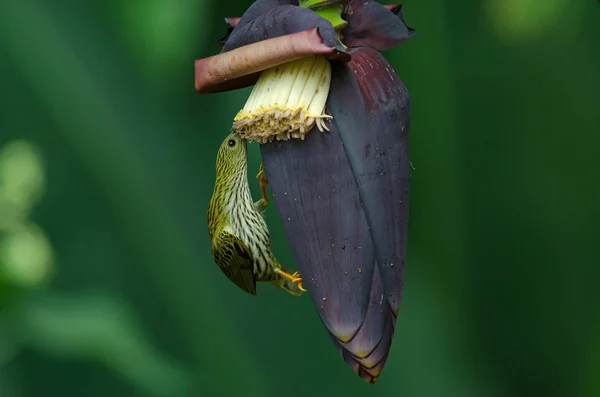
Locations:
234;55;332;142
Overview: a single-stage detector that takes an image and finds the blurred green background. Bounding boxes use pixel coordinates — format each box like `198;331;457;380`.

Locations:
1;0;599;396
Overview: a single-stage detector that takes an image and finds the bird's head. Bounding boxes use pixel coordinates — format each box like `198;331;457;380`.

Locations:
215;132;248;181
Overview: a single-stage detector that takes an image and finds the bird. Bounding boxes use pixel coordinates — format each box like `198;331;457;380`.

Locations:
207;132;306;296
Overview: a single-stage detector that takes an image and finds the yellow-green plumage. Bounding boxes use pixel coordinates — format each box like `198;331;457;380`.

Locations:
207;133;303;296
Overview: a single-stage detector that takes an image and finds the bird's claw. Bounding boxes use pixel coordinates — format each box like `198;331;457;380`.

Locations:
256;163;269;204
277;269;307;292
255;163;264;180
291;271;307;292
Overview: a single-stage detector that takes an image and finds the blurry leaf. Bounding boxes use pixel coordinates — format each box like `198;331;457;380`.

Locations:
0;373;20;397
0;314;20;369
18;291;192;397
0;2;270;395
113;0;211;77
378;268;508;397
0;223;54;288
586;320;600;397
484;0;578;42
0;195;23;232
0;140;45;219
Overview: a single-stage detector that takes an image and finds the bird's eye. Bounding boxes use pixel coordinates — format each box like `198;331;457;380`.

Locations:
227;139;236;147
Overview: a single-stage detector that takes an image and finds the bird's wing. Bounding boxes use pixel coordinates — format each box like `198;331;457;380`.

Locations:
211;230;257;295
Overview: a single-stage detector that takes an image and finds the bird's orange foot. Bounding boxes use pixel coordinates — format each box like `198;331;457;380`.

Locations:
277;269;307;292
291;271;307;292
256;163;269;204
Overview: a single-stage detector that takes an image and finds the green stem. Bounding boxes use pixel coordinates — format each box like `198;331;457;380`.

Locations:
299;0;347;32
299;0;341;8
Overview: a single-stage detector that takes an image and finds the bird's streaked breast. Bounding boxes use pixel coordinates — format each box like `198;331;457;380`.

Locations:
224;174;276;280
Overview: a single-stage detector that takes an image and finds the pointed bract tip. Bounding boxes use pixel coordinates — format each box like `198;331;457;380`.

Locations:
218;17;241;47
385;4;417;34
342;1;415;50
332;332;392;384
